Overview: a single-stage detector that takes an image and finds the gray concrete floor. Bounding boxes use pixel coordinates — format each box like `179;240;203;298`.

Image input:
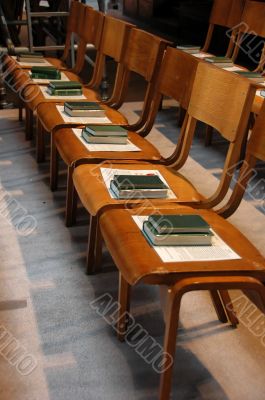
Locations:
0;94;265;399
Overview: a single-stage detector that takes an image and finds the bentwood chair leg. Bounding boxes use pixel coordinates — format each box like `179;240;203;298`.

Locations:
117;273;131;342
159;287;181;400
94;226;103;272
65;166;77;227
159;276;265;400
219;290;239;327
204;125;214;147
210;290;228;323
86;214;98;275
36;119;46;163
50;134;59;192
18;104;23;121
25;107;34;141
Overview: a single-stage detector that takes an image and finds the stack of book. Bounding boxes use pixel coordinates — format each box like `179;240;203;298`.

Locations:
47;81;83;96
234;71;264;83
64;102;105;117
31;66;61;80
142;214;213;246
17;52;45;63
176;45;201;54
81;125;128;144
204;56;234;68
109;174;169;199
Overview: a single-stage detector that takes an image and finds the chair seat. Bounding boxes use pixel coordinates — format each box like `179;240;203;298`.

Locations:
73;162;202;217
99;207;265;286
54;128;161;167
23;84;99;112
37;102;127;133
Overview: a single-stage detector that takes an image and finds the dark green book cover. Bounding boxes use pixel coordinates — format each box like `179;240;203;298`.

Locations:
112;175;168;190
65;102;102;111
84;125;127;136
143;221;213;246
205;57;232;63
147;214;210;234
48;81;82;90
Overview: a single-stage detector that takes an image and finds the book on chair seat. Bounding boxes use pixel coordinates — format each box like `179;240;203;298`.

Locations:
176;45;201;54
31;66;61;80
110;174;169;199
205;56;234;68
17;52;45;63
47;81;83;96
64;102;105;117
143;221;213;246
81;130;128;145
147;214;211;234
82;125;127;136
233;71;264;82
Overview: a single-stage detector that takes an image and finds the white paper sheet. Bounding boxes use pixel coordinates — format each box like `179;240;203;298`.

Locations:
100;168;177;199
72;129;140;152
12;56;52;67
39;86;86;100
29;72;69;84
132;215;241;262
223;66;245;72
192;52;212;59
56;106;111;124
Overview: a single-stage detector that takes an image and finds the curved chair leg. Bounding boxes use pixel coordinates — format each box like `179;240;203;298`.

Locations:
36;118;46;163
159;276;265;400
210;290;228;323
86;214;99;275
65;166;78;227
117;273;131;342
25;107;34;141
219;290;239;327
50;132;59;192
205;125;214;147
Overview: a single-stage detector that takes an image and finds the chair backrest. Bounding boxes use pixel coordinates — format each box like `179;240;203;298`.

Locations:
202;0;246;57
107;28;170;132
217;99;265;218
88;16;135;89
139;47;199;153
232;1;265;70
74;7;105;74
61;1;90;63
172;61;257;209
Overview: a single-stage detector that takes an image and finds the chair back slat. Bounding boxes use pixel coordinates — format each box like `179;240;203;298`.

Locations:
238;1;265;37
247;101;265;161
188;62;255;142
210;0;245;28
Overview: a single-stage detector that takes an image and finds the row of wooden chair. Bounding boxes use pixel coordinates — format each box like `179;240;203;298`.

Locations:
3;2;265;399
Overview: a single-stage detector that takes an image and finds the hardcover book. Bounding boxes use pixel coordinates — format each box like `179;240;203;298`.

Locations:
31;66;61;80
143;221;213;246
83;125;127;136
176;45;201;54
64;102;105;117
47;81;82;96
234;71;264;82
112;174;168;190
81;130;127;145
17;52;45;63
147;214;211;234
205;56;234;67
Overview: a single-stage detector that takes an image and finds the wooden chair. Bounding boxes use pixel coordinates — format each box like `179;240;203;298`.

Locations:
3;1;92;94
98;205;265;400
25;14;133;145
37;29;171;225
205;0;265;146
199;0;246;57
17;6;105;141
232;1;265;72
72;62;257;273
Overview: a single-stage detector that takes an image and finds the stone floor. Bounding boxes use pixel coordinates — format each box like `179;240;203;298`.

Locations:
0;91;265;399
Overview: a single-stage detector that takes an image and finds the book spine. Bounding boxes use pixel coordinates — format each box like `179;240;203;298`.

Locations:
50;89;83;96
